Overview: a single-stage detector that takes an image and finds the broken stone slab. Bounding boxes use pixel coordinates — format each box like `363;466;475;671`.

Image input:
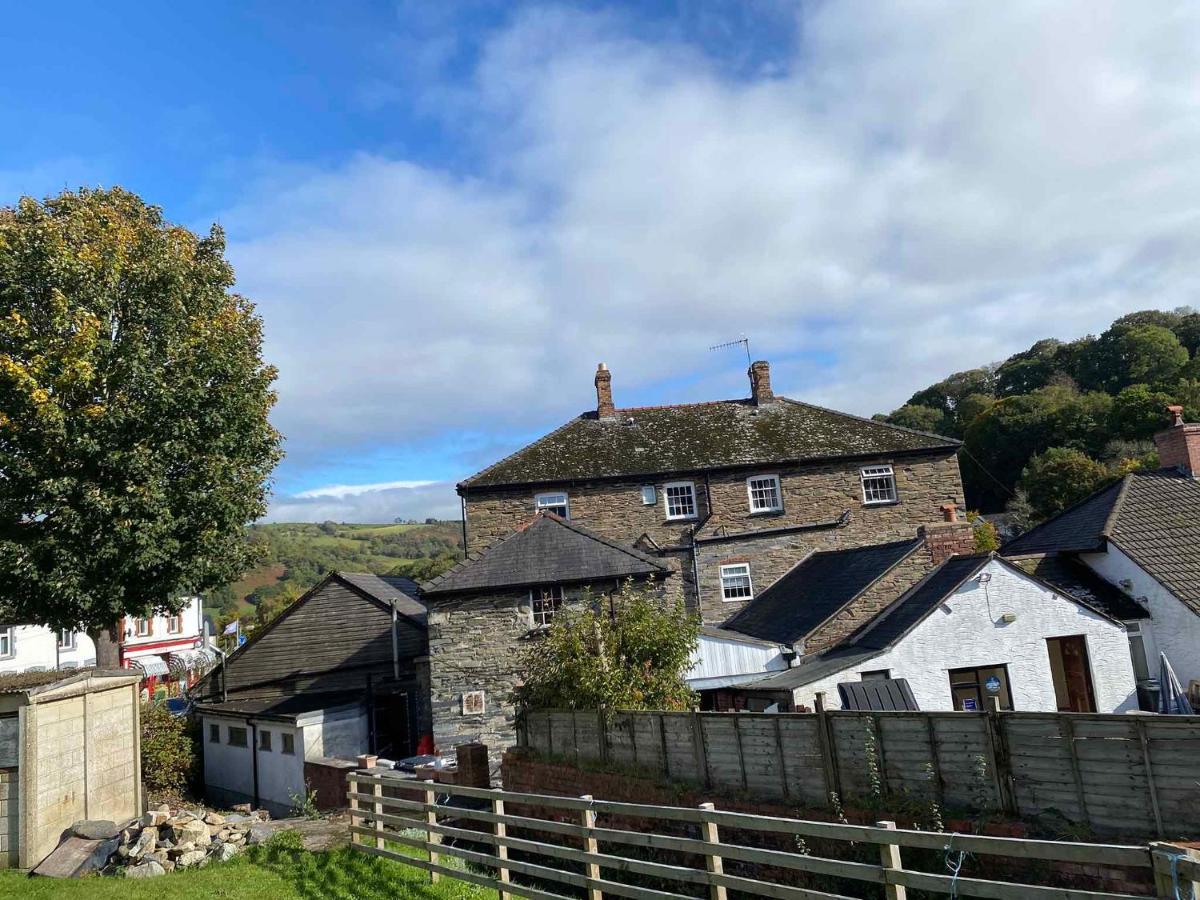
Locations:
142;809;170;828
125;860;166;879
70;820;119;841
214;842;242;863
204;812;225;826
246;823;274;846
174;818;211;847
32;836;120;878
231;803;252;814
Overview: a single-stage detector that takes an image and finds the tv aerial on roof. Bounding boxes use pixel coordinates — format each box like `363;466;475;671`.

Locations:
709;334;752;366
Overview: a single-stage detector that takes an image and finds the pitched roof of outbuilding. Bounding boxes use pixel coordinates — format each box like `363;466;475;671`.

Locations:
421;514;668;596
337;572;426;624
459;397;958;490
724;538;925;644
1002;469;1200;615
1008;555;1148;620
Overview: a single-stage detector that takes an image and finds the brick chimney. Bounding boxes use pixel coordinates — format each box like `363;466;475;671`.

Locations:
919;503;977;565
1154;405;1200;477
748;360;773;405
594;363;616;420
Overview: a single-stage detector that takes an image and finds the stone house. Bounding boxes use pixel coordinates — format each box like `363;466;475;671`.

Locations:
421;514;672;764
734;555;1139;715
458;361;965;624
1002;405;1200;708
193;572;429;813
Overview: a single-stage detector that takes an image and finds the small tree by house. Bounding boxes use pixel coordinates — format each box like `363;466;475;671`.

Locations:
515;580;700;712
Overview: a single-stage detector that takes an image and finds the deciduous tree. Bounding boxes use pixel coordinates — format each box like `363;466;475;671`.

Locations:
0;188;282;664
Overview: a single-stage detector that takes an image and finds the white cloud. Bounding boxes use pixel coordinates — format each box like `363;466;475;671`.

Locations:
295;479;437;499
265;480;459;523
229;2;1200;484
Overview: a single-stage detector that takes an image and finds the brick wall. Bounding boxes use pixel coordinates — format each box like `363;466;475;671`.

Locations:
500;750;1155;897
304;757;357;811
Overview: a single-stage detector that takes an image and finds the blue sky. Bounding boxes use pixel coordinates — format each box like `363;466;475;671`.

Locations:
5;2;1199;520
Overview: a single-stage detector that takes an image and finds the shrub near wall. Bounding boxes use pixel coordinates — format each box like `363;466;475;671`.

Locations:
140;702;197;800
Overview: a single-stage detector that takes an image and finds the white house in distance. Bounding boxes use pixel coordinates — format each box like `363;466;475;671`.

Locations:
1002;405;1200;707
0;596;212;695
736;554;1139;713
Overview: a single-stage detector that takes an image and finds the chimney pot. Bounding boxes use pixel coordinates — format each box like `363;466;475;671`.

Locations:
941;502;958;523
595;363;616;420
1154;404;1200;477
748;360;773;405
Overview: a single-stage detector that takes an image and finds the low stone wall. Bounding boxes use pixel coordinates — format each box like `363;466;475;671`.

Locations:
304;758;358;811
500;748;1156;897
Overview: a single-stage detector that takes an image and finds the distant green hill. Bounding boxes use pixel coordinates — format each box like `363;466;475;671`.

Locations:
205;520;463;630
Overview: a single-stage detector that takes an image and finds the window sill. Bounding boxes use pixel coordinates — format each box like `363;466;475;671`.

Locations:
748;509;784;518
862;500;900;508
665;516;699;523
721;596;754;603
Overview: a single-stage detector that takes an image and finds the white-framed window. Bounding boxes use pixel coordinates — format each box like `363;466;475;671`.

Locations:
259;730;272;752
861;465;898;505
720;564;753;602
228;726;248;748
281;733;296;755
135;618;151;637
535;491;570;518
746;474;783;513
640;485;657;506
208;723;220;744
1126;621;1151;682
58;629;75;650
531;585;565;627
0;627;13;659
166;614;182;635
664;481;697;520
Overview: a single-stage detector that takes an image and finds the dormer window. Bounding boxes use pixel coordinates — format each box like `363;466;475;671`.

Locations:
664;482;697;520
746;474;782;513
535;492;570;518
861;465;898;505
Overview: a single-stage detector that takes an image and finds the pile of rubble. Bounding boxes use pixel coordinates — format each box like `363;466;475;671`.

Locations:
72;804;273;878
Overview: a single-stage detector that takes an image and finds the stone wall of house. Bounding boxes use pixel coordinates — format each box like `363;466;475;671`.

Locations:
464;452;964;624
427;576;678;765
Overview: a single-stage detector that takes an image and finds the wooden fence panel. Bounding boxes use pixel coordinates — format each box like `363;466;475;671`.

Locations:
519;708;1200;837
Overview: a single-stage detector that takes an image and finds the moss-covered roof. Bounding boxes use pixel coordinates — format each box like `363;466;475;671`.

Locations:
460;397;958;489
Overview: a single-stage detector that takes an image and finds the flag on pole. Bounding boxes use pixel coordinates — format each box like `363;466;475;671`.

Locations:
223;620;239;636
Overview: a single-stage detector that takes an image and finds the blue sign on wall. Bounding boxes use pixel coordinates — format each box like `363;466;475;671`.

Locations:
985;676;1002;694
237;634;247;647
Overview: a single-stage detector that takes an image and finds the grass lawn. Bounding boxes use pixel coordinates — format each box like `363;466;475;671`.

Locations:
1;832;492;900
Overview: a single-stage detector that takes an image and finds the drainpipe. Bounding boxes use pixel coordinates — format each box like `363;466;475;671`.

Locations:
391;600;400;681
212;644;229;703
249;720;260;809
460;495;469;555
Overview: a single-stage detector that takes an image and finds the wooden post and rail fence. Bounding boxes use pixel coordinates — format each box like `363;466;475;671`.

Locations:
518;704;1200;839
347;768;1200;900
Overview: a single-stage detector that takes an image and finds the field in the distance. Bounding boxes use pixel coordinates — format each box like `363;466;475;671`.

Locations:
206;520;462;625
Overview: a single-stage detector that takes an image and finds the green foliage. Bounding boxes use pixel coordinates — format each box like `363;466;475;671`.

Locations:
141;700;197;799
965;511;1000;552
1017;448;1110;522
515;581;700;712
884;307;1200;520
0;188;282;640
288;781;321;819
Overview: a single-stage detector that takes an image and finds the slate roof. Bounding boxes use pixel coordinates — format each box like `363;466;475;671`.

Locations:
422;514;668;596
460;397;959;489
725;538;925;644
740;646;884;692
1002;469;1200;615
193;690;362;721
1009;555;1148;620
337;573;426;624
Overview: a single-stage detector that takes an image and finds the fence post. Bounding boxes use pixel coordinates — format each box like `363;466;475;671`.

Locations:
372;776;385;849
1152;843;1200;899
424;785;441;883
349;773;360;846
691;711;711;788
876;821;907;900
658;713;671;779
1137;718;1165;838
598;708;610;764
493;795;511;900
698;802;728;900
814;693;840;808
579;795;602;900
985;702;1017;816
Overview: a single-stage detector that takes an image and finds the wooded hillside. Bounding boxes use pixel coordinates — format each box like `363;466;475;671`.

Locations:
878;308;1200;521
205;520;462;629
